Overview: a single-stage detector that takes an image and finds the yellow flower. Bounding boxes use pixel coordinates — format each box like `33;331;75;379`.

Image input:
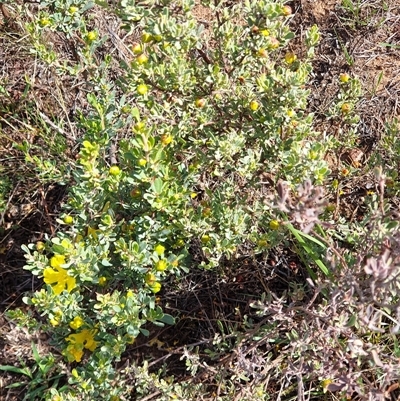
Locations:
269;220;280;230
50;254;66;268
155;260;167;272
284;52;297;64
64;344;84;363
98;276;107;286
65;328;98;362
160;134;172;145
321;379;333;393
61;239;74;251
86;31;97;42
44;258;76;295
250;100;260;111
150;282;161;293
154;244;165;255
67;328;98;351
70;316;84;330
87;226;98;239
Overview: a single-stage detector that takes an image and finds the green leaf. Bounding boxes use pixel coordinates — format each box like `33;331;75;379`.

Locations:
140;328;150;336
131;107;140;121
346;314;358;327
31;342;40;364
153;178;163;194
286;223;330;277
51;244;65;255
158;314;175;325
6;382;26;389
0;365;32;378
283;32;295;40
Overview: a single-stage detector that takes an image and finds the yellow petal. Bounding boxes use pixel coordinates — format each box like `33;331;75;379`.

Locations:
43;267;59;284
70;316;84;330
65;344;84;362
50;255;66;269
65;276;76;292
52;282;65;295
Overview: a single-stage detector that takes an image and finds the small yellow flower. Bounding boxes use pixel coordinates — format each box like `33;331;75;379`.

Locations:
141;32;152;43
44;257;76;295
86;31;97;42
257;239;268;248
339;73;350;83
63;215;74;225
68;5;79;14
257;48;268;58
136;54;148;65
127;289;134;298
137;84;148;95
50;318;60;327
282;5;292;15
36;241;45;251
269;220;280;230
64;344;84;363
150;282;162;293
284;52;297;64
65;328;98;362
70;316;84;330
155;260;167;272
98;276;107;286
321;379;333;393
195;98;206;108
175;239;185;248
286;109;295;118
145;273;156;285
87;226;98;239
109;165;121;176
341;103;351;114
160;134;173;145
154;244;165;255
131;42;142;54
250;100;259;111
201;234;210;244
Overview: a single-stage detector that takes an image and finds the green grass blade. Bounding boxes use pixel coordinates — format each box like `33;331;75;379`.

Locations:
0;365;32;378
286;223;331;277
